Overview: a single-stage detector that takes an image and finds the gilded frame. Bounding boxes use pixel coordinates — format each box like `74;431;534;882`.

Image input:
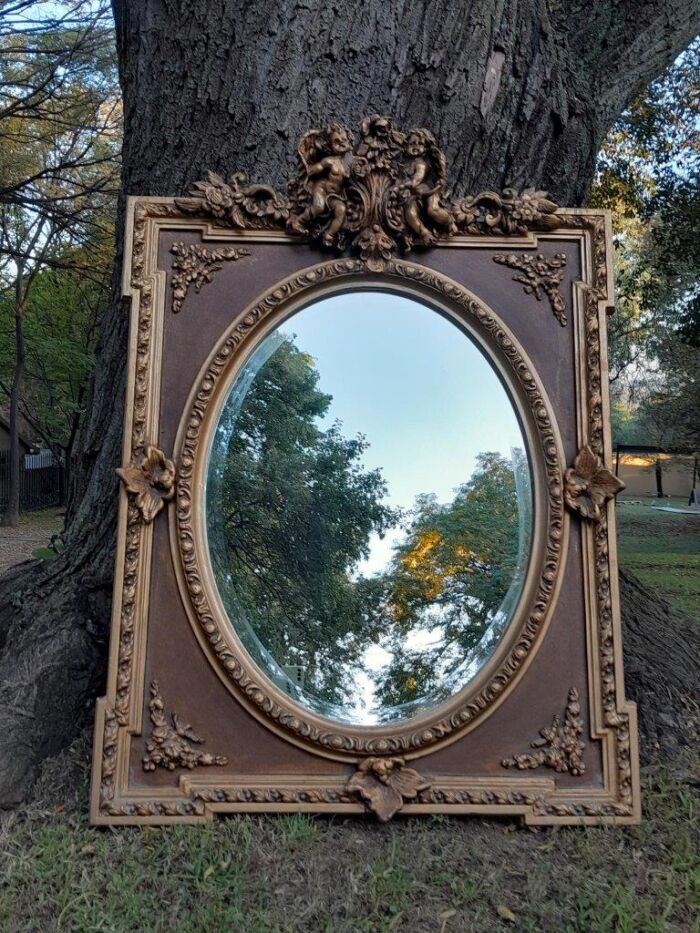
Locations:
91;116;639;825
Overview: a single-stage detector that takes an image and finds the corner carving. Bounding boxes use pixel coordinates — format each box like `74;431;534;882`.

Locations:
493;252;568;325
170;242;250;313
143;682;228;772
175;115;561;271
346;757;431;822
565;444;625;522
501;688;585;775
116;445;176;523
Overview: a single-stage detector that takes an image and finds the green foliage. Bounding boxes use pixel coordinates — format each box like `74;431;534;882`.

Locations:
0;3;119;481
371;452;524;708
591;40;700;451
210;336;398;707
0;252;109;454
31;532;64;562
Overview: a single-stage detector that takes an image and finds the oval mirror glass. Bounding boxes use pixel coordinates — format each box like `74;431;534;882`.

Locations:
206;292;533;725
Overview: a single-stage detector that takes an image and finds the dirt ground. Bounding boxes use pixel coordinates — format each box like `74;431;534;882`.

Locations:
0;508;63;573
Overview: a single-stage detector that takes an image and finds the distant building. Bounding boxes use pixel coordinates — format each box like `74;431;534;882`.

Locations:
615;444;699;498
0;412;33;455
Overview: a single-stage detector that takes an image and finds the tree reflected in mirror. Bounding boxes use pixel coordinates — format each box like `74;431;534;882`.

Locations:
207;293;532;725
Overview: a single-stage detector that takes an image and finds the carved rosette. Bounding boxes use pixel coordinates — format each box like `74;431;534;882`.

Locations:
143;682;227;772
176;115;561;271
493;252;568;325
502;688;586;775
346;757;430;822
116;445;176;523
170;242;250;313
565;444;625;522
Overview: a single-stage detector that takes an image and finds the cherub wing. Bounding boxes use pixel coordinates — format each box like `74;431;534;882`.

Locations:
296;128;326;169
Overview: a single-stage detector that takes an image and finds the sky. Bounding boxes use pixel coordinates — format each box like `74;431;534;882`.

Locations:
279;291;527;574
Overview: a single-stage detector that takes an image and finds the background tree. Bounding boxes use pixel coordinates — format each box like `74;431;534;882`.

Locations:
0;246;111;485
592;40;699;453
0;0;118;525
0;0;698;805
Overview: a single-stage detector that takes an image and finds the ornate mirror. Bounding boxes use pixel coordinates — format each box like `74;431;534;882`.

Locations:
91;116;639;825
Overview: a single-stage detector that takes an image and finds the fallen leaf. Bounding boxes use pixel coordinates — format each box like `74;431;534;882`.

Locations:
497;904;517;923
203;865;215;880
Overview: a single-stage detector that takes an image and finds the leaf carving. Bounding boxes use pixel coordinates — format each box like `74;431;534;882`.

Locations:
346;757;430;821
116;446;176;523
564;444;625;522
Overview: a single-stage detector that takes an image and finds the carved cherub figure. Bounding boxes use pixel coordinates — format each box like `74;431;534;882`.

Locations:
288;124;355;246
397;129;456;243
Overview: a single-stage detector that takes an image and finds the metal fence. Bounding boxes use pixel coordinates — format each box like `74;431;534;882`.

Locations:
0;449;65;512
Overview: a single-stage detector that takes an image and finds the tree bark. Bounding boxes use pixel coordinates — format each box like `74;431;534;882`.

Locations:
3;268;25;528
1;0;699;807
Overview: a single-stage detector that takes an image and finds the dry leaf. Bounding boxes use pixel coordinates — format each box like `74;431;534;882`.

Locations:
497;904;517;923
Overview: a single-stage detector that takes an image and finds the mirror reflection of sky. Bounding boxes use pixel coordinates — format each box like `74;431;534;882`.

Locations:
282;292;525;574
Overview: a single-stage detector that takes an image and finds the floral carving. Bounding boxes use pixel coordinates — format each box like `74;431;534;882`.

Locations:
346;757;430;822
453;187;559;236
502;688;586;775
177;116;561;271
565;444;625;522
116;445;176;523
143;682;227;772
170;242;250;313
493;252;568;325
175;170;288;228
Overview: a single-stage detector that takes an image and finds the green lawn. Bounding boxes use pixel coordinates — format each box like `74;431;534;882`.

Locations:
1;502;698;931
616;497;700;620
0;740;698;933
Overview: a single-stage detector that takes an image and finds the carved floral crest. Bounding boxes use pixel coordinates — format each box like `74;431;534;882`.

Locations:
346;756;430;821
175;115;561;271
502;688;586;775
170;242;250;313
565;444;625;522
116;445;175;523
143;682;227;772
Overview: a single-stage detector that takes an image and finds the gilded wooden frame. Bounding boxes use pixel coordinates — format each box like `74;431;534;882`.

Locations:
91;117;639;825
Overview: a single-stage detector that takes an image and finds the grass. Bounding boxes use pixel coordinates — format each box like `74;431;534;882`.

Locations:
616;497;700;619
0;507;64;573
0;740;698;932
0;504;697;931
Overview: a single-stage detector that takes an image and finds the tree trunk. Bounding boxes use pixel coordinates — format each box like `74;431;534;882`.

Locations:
3;269;26;528
655;456;664;498
1;0;699;807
